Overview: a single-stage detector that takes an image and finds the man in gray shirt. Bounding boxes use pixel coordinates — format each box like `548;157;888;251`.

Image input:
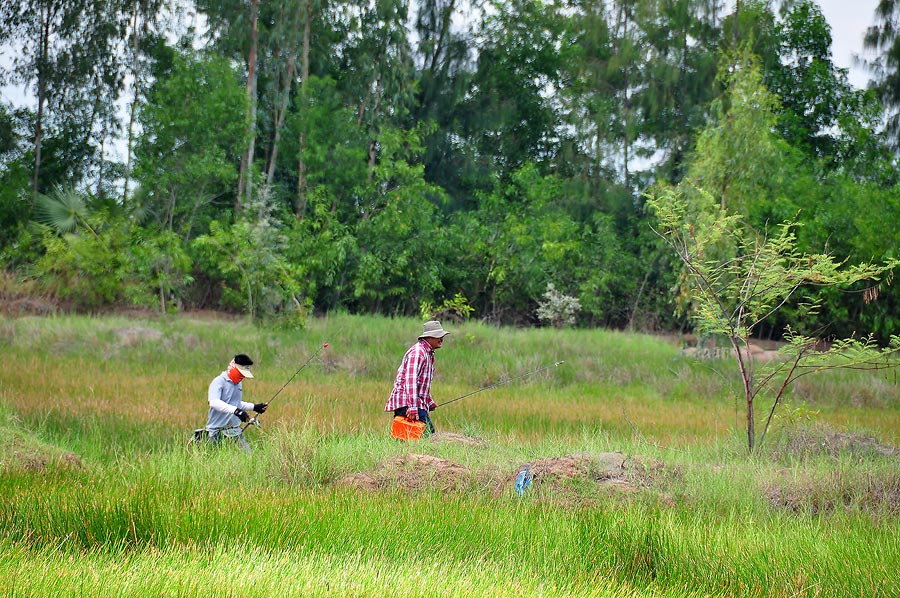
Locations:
206;354;268;452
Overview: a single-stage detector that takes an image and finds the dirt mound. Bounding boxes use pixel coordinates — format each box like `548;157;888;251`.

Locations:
337;453;472;492
429;431;487;447
767;429;900;515
336;450;675;504
504;452;634;494
499;452;676;502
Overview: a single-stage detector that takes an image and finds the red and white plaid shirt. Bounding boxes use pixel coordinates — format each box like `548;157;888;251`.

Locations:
385;339;437;412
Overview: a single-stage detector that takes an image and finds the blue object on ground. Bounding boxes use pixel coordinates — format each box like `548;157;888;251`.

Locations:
515;465;532;495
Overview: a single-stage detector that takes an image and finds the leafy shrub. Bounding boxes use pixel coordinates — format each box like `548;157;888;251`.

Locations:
536;283;581;328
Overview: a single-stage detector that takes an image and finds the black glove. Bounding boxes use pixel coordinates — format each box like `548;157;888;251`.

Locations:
234;408;249;422
253;402;268;414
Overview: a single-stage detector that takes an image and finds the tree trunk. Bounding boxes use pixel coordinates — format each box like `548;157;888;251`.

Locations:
124;0;143;204
33;2;52;194
296;0;312;217
615;1;631;189
238;0;260;210
267;3;304;187
96;131;106;197
366;73;382;184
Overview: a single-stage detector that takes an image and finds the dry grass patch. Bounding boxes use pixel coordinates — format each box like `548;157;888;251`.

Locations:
764;426;900;515
764;469;900;515
773;426;899;461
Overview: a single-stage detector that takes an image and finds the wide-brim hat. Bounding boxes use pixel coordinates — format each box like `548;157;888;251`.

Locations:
418;320;450;339
234;354;254;378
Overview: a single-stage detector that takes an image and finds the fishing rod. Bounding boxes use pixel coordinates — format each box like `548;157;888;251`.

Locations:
436;360;565;408
243;342;329;430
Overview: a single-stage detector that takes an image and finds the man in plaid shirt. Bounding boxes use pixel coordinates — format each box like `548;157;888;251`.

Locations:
385;320;450;434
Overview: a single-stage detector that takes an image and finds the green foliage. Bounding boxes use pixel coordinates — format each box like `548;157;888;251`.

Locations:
126;229;193;314
419;292;475;322
0;104;31;249
863;0;900;149
649;186;900;451
34;225;126;310
347;126;449;313
5;0;900;339
192;191;306;321
33;185;99;237
686;50;787;215
134;49;248;237
767;0;878;162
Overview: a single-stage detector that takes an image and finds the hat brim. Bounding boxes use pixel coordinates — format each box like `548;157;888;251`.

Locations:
235;365;254;378
419;331;450;339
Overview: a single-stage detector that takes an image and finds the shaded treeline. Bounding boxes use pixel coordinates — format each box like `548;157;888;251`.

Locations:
2;0;900;338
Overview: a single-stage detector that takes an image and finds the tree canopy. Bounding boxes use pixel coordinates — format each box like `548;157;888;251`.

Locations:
0;0;898;340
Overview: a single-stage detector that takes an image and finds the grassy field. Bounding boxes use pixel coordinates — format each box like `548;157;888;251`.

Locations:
1;313;899;597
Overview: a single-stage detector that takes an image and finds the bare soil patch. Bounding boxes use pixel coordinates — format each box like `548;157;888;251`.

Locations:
337;453;472;492
336;449;676;506
499;452;674;498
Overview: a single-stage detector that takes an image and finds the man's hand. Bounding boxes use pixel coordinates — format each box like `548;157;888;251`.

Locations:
253;402;268;414
234;408;249;422
405;409;419;422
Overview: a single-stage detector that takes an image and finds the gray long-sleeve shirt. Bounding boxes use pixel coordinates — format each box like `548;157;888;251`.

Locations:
206;371;254;437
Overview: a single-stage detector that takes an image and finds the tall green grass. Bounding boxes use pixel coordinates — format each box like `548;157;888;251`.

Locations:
2;435;898;597
2;313;900;596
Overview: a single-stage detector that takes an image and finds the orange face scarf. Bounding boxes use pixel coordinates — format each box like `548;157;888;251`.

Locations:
226;360;244;384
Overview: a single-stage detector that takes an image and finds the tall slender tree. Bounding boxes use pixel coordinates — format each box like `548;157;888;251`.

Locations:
864;0;900;150
0;0;137;195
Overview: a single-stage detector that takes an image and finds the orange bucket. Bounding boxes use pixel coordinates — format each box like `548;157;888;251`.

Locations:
391;416;425;441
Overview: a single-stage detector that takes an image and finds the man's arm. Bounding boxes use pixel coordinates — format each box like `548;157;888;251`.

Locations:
207;377;254;414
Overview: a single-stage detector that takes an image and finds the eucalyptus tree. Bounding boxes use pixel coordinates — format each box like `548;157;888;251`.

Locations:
765;0;880;166
411;0;478;205
559;0;616;188
0;0;134;195
0;104;31;248
459;0;569;189
632;0;721;183
122;0;173;203
561;0;721;189
864;0;900;151
195;0;262;208
196;0;341;213
133;49;248;242
336;0;417;182
262;0;307;188
685;51;786;215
